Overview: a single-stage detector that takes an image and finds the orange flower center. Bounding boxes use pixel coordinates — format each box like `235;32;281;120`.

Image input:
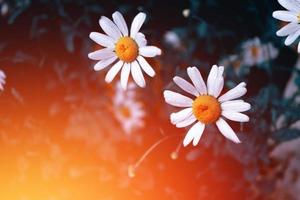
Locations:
115;37;138;63
192;95;221;124
251;46;259;58
232;59;241;69
120;106;131;118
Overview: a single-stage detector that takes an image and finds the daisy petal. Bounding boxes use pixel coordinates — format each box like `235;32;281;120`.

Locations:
112;11;128;36
131;60;146;88
89;32;115;48
139;46;162;57
136;56;155;77
183;122;205;147
222;111;249;122
136;32;147;47
216;118;241;143
187;67;207;95
88;48;115;60
206;65;224;97
173;76;199;96
298;42;300;53
93;56;117;71
278;0;300;12
105;60;124;83
130;12;146;39
99;16;122;41
285;29;300;45
214;66;224;97
120;63;131;90
163;90;193;107
218;82;247;102
192;122;205;146
170;108;193;124
176;115;197;128
272;11;298;22
221;100;251;112
276;22;299;36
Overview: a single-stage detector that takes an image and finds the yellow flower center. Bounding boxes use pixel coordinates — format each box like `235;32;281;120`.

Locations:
298;13;300;23
192;95;221;124
120;106;131;118
115;37;138;63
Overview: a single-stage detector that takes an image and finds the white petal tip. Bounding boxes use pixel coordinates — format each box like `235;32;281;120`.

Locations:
157;49;162;55
112;11;120;16
104;77;111;83
139;83;146;88
276;31;282;37
163;90;169;97
139;12;146;18
284;40;291;46
235;140;242;144
183;141;189;147
89;32;95;39
87;53;93;59
272;11;280;19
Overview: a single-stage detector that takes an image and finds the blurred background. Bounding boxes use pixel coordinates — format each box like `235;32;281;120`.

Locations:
0;0;299;199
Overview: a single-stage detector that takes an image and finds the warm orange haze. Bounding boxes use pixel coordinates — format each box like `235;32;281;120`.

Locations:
0;0;299;199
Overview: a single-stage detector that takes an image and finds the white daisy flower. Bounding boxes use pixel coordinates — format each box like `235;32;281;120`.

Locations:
163;65;251;147
273;0;300;52
241;38;278;66
114;81;145;134
88;11;161;90
0;70;6;91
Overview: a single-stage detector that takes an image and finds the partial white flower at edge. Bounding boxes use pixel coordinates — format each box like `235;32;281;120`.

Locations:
0;1;9;16
270;137;300;200
0;70;6;91
241;37;278;66
88;11;161;90
113;81;145;135
273;0;300;53
164;65;251;147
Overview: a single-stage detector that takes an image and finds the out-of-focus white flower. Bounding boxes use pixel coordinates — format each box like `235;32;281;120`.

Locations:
88;11;161;90
284;57;300;102
164;31;181;49
113;81;145;134
0;1;9;16
273;0;300;52
241;38;278;66
0;70;6;91
219;54;243;75
114;80;136;105
270;137;300;200
182;9;190;18
164;65;251;147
